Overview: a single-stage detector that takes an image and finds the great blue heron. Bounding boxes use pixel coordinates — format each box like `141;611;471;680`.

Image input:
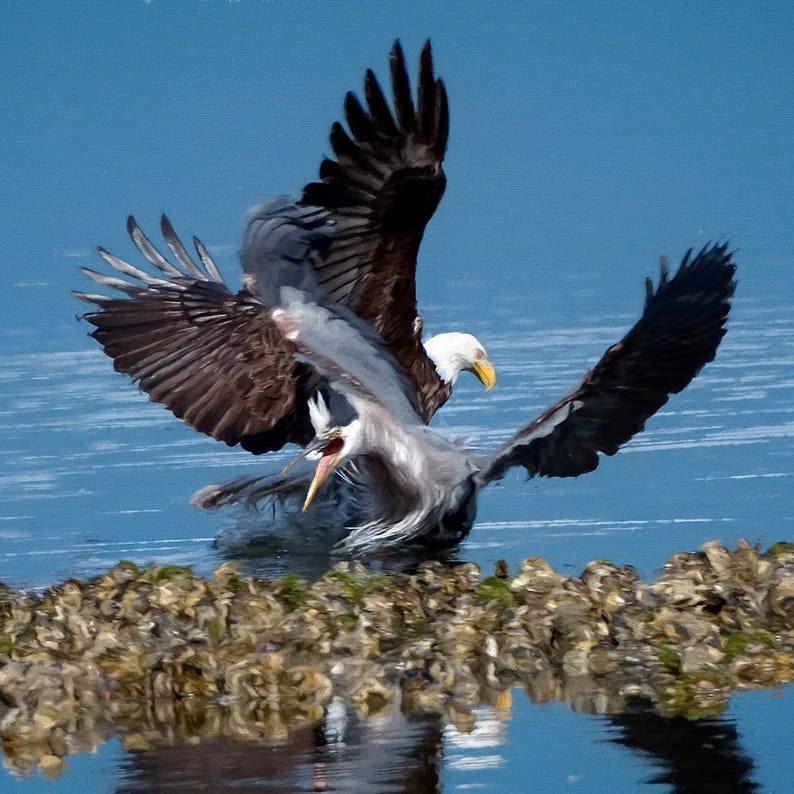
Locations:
75;41;736;552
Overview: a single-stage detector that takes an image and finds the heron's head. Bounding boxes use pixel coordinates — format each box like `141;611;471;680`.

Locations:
284;394;364;512
301;419;363;512
423;332;496;390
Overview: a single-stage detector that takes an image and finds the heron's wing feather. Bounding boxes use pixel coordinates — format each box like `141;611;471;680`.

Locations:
298;40;449;419
238;198;332;307
191;470;314;511
75;216;314;454
273;288;424;426
480;243;736;484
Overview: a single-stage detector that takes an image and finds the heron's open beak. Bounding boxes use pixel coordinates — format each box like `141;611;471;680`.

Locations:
281;435;328;477
471;358;496;391
302;437;345;512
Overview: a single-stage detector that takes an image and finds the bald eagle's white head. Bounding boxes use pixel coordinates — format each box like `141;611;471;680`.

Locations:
423;332;495;390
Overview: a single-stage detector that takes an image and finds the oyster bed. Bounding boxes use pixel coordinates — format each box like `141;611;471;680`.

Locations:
2;540;794;777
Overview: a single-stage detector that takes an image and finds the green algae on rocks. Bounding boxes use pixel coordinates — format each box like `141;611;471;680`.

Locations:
2;539;794;777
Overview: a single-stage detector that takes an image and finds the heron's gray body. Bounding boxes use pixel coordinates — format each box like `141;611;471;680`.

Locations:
269;282;483;550
343;426;481;550
198;431;482;553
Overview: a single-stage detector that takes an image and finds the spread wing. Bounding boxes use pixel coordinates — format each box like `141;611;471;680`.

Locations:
75;216;315;454
300;39;451;420
480;243;736;484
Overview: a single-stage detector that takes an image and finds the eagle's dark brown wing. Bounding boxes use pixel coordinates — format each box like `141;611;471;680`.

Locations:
75;216;314;455
298;39;450;420
480;243;736;484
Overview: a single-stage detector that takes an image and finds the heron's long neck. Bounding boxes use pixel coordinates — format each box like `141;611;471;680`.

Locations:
360;415;472;504
363;421;428;494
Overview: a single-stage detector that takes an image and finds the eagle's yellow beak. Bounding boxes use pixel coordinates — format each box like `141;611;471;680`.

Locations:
302;437;345;512
471;357;496;391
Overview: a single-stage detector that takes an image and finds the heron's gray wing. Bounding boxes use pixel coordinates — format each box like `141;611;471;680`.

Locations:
273;287;424;427
75;216;314;454
240;195;454;423
238;197;332;307
479;243;736;484
299;39;450;420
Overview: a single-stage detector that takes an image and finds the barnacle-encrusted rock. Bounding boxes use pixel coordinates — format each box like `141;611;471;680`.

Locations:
2;541;794;777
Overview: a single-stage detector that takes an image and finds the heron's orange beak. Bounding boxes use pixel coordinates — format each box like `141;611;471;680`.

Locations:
302;437;345;512
471;358;496;391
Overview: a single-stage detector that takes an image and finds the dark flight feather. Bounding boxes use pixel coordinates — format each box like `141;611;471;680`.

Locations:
481;243;736;483
75;216;314;455
296;39;451;420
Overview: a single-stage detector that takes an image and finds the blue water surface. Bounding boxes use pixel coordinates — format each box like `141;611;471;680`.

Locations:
2;2;793;791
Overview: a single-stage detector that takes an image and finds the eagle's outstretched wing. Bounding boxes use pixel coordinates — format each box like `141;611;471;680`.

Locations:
75;216;315;454
480;243;736;483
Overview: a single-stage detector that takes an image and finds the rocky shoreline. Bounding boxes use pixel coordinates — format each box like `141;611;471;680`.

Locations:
2;539;794;777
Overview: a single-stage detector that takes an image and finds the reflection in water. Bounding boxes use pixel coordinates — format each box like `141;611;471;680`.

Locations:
113;694;759;794
116;702;443;794
605;699;757;793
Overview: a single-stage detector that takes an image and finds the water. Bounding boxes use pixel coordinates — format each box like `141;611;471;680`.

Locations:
2;276;792;791
2;283;790;588
4;689;793;792
3;2;794;791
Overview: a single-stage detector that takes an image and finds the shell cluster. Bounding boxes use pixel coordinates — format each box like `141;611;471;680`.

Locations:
2;539;794;777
